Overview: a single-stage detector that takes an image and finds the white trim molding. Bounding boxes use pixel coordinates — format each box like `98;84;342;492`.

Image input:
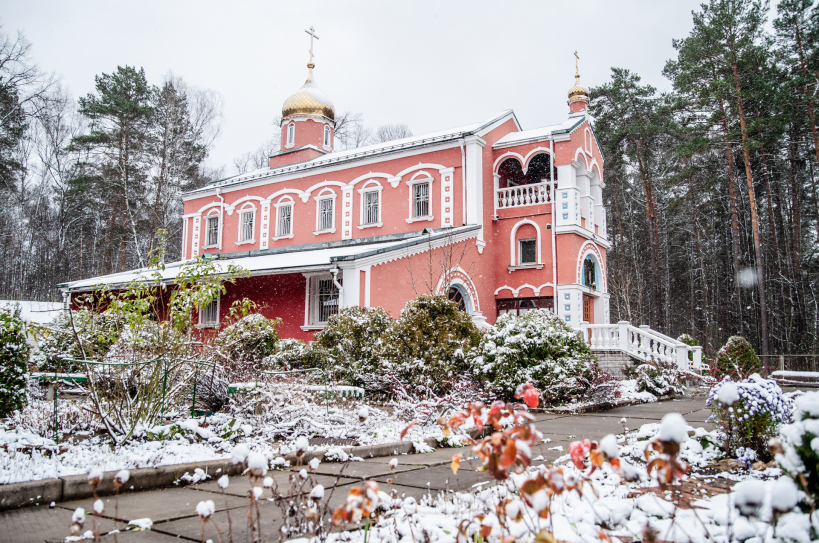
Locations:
509;219;542;267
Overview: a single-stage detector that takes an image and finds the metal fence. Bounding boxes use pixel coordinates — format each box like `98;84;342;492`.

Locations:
760;355;819;373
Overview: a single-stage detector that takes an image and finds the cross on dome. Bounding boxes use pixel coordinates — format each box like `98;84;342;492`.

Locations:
305;26;319;65
281;26;335;124
568;50;589;105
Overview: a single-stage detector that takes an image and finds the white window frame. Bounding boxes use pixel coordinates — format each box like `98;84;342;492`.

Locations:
357;181;383;229
273;196;295;240
286;122;295;148
323;125;331;149
236;204;256;245
302;273;341;329
198;294;220;328
313;189;337;234
203;211;220;248
518;238;537;265
405;173;434;223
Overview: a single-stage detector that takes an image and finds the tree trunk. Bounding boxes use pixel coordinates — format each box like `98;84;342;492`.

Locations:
731;56;769;355
717;96;744;330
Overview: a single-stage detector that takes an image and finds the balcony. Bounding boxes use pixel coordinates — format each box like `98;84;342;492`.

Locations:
496;181;552;210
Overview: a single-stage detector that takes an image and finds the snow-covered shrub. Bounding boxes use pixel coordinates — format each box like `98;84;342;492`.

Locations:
473;309;596;404
777;391;819;502
208;314;280;381
677;333;699;347
32;310;124;372
634;359;685;397
711;335;762;380
383;295;480;396
262;338;315;371
0;309;31;417
707;374;790;459
314;306;392;390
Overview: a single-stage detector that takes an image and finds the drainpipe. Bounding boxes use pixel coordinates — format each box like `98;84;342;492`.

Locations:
550;138;558;312
460;138;467;225
216;187;224;251
330;266;345;309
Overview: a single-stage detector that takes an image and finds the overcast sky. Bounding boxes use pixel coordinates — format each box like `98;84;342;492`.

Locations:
5;0;703;171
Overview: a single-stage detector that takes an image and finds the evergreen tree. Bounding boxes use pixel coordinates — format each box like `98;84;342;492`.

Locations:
72;66;154;273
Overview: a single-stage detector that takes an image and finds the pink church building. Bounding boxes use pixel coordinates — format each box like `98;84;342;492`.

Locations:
63;57;611;343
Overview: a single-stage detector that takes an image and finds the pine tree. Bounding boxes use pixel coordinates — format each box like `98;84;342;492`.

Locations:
72;66;154;273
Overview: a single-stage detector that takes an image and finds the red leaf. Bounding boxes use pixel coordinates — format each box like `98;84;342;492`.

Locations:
400;419;418;441
569;440;591;470
515;384;541;408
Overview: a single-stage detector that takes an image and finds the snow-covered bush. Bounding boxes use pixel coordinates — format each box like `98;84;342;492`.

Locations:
711;335;762;380
383;295;480;396
32;310;124;372
707;374;790;460
633;359;685;397
314;307;392;389
776;391;819;502
208;313;280;381
0;309;30;417
262;338;315;371
472;309;596;404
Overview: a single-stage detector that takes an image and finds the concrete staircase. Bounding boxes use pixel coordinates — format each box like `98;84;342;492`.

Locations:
579;320;703;377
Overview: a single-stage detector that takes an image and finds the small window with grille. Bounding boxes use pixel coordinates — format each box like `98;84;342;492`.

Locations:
318;198;334;231
277;204;292;237
310;275;341;325
364;191;379;224
413;181;429;218
239;210;254;242
199;296;219;327
287;123;295;145
206;216;219;247
519;239;537;264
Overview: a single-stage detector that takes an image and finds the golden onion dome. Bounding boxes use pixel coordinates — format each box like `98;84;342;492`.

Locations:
281;63;335;123
568;74;589;104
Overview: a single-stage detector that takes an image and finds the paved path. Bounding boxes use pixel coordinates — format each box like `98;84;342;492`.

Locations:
2;394;711;542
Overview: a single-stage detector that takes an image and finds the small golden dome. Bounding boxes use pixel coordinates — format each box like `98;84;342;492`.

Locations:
568;75;589;104
281;63;335;123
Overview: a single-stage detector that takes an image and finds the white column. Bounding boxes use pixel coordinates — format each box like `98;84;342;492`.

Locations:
464;135;485;226
341;267;359;308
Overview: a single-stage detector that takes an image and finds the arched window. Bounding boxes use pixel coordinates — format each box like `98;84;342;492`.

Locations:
498;158;524;189
448;284;470;313
323;125;331;148
287;123;295;146
498;155;554;189
583;255;598;290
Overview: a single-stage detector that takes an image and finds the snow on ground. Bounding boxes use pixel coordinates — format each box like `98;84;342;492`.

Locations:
288;417;803;543
0;399;449;484
1;380;659;484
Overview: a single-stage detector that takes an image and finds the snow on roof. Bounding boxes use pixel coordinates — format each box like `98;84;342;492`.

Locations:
493;113;587;147
191;111;516;195
59;226;480;292
0;300;63;324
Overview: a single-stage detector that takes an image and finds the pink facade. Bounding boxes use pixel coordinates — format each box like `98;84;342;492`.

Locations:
64;64;610;341
173;67;610;339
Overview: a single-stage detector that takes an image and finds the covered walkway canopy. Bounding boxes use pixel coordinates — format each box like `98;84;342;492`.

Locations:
58;226;480;294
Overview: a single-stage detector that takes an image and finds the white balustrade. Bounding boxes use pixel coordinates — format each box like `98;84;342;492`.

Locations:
580;320;696;372
496;181;551;209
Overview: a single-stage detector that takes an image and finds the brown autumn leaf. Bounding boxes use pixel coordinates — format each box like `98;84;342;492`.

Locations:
451;454;462;475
